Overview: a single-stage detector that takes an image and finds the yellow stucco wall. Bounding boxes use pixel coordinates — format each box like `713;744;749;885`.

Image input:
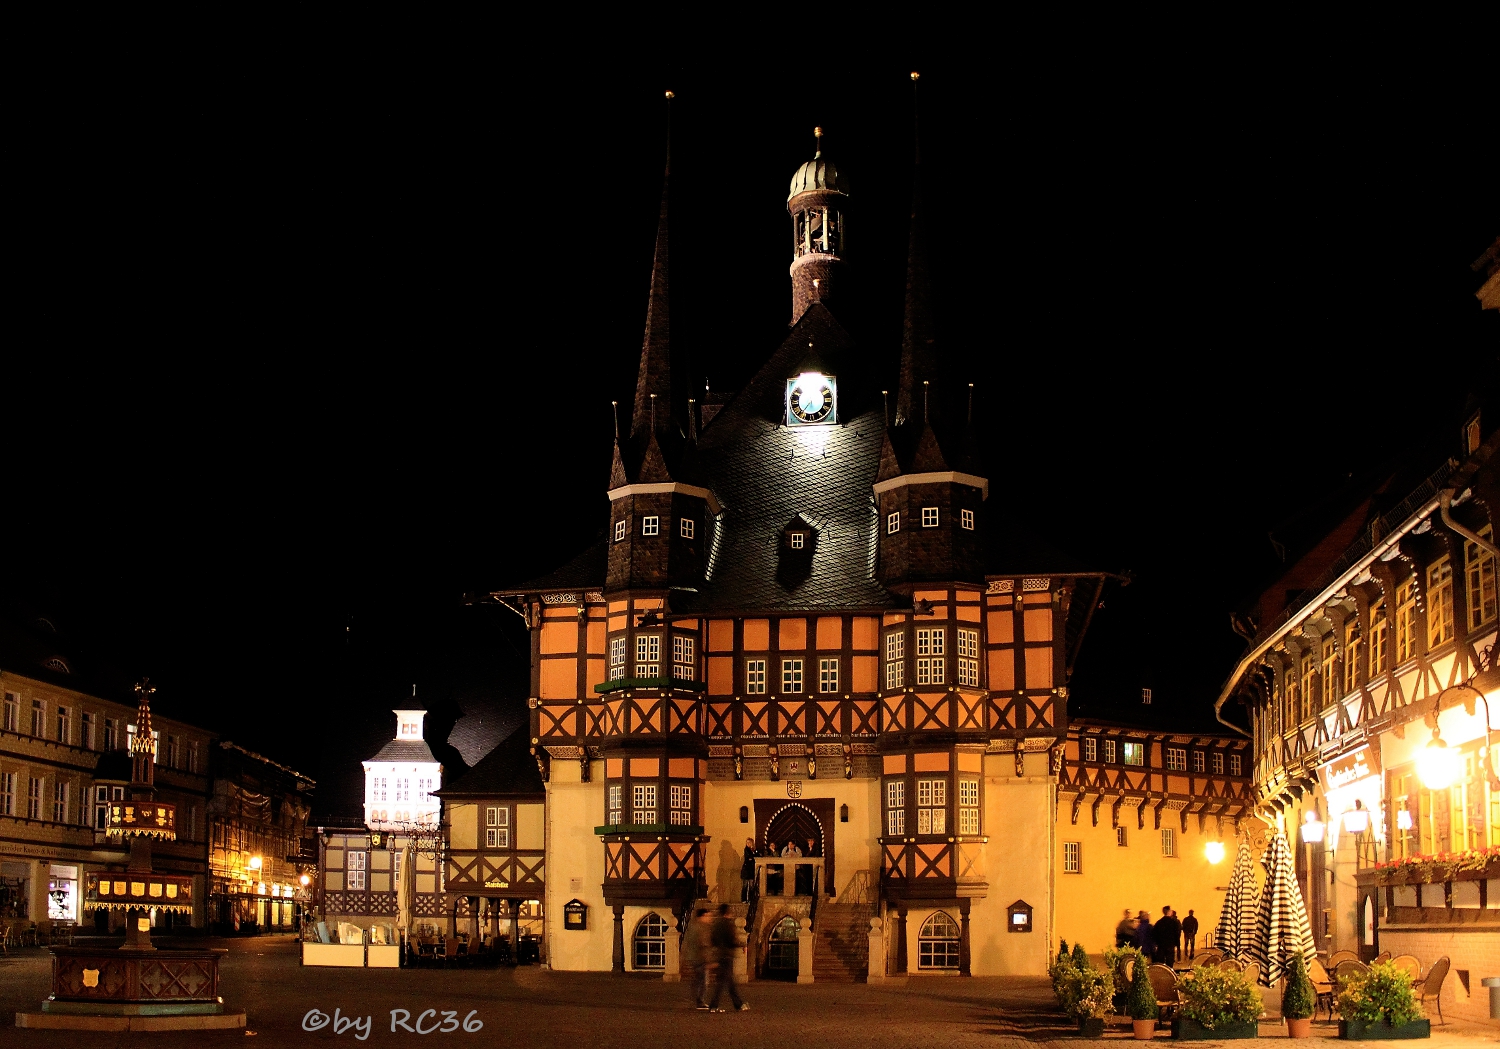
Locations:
1053;803;1231;956
543;759;612;972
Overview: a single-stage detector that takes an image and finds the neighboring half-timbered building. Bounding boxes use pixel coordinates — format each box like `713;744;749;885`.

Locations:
486;116;1118;978
1218;388;1499;1023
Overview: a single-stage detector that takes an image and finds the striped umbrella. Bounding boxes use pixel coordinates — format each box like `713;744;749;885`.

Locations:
1214;841;1255;956
1247;831;1315;986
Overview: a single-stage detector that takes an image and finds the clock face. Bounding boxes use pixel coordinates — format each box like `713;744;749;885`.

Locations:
787;373;837;425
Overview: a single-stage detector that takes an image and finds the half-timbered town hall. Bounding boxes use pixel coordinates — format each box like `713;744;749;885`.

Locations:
472;105;1251;979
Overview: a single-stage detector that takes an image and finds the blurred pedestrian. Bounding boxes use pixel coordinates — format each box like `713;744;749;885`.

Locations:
684;908;713;1009
1114;908;1136;949
1130;910;1155;959
707;903;749;1012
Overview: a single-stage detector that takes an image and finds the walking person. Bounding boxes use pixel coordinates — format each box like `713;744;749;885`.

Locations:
1181;909;1199;960
707;903;749;1012
1130;909;1155;962
684;908;713;1009
1154;906;1181;966
740;839;758;903
1114;908;1136;949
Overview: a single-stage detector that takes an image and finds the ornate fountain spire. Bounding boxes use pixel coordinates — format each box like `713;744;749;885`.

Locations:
131;677;156;791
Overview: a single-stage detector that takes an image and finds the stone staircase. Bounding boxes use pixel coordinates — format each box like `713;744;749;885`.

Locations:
811;903;874;982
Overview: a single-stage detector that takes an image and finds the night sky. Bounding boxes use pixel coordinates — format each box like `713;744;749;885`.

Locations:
8;49;1495;817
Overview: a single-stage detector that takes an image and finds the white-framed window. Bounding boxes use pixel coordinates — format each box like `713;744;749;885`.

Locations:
819;658;839;693
0;772;14;816
1083;737;1097;762
790;531;805;549
633;913;669;970
782;659;804;693
418;777;435;803
916;628;945;685
918;911;961;970
609;635;627;680
31;699;45;737
56;706;70;745
104;718;117;750
94;784;109;829
1229;754;1242;776
884;632;906;689
916;778;946;834
28;777;43;819
53;781;69;823
166;734;179;768
960;508;975;531
958;779;980;835
373;777;388;802
614;519;627;542
607;783;622;825
635;634;661;677
2;691;17;733
1116;826;1128;847
392;850;400;882
746;659;767;694
632;783;657;824
485;806;509;848
1428;556;1455;648
80;711;95;750
641;516;659;536
1161;828;1177;857
1466;526;1497;629
1103;739;1118;763
347;850;367;890
921;506;939;528
672;635;695;681
885;780;906;836
396;778;410;803
1063;840;1081;873
1211;751;1224;775
1165;747;1186;771
887;512;900;534
669;784;692;825
1191;750;1205;773
957;628;979;687
680;517;695;539
1124;742;1144;766
1395;577;1417;664
188;739;198;773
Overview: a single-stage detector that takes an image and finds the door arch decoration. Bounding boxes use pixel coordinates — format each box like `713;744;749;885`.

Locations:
754;797;835;894
762;802;825;855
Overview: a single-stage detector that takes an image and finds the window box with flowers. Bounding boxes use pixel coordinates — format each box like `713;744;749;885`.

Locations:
1369;846;1500;886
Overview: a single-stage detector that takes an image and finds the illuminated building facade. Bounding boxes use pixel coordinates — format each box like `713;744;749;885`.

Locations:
1219;390;1498;1022
487;114;1134;978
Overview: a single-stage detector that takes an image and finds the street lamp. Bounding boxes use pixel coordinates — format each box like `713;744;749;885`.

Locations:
248;855;263;872
1342;799;1370;835
1416;729;1460;791
1301;809;1325;843
1205;841;1226;864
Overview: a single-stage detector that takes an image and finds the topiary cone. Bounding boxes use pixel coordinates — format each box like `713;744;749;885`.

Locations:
1072;942;1092;970
1128;952;1160;1022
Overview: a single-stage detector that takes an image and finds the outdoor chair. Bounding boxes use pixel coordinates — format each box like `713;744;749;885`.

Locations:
1373;950;1391;964
1193;950;1222;967
1390;955;1421;981
1327;949;1357;969
1241;961;1261;988
1218;957;1244;971
1148;964;1180;1020
1309;959;1336;1022
1418;956;1449;1024
1333;958;1368;1002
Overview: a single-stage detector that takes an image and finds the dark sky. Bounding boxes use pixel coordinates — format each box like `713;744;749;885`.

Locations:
8;48;1496;814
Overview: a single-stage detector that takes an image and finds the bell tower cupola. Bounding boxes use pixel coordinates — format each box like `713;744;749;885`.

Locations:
787;127;849;324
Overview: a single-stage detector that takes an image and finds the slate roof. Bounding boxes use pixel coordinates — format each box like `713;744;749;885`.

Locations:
365;738;436;764
436;727;542;797
503;534;609;594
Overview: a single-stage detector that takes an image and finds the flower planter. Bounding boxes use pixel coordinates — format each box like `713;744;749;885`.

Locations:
1076;1018;1106;1038
1172;1018;1258;1040
1337;1019;1430;1040
1133;1019;1158;1040
1285;1018;1312;1038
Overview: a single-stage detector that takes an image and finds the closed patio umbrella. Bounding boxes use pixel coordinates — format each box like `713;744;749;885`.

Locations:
1214;840;1255;956
1247;831;1315;987
397;844;416;951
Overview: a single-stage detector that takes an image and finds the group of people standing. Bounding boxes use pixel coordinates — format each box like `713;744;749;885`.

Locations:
739;837;821;900
1115;906;1199;966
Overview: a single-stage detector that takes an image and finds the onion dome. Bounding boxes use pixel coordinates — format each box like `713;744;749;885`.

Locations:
788;128;849;200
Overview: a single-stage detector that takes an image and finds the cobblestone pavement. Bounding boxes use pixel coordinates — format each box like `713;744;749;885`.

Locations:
2;937;1496;1048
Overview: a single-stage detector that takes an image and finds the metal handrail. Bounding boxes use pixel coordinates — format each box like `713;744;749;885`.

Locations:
839;868;876;905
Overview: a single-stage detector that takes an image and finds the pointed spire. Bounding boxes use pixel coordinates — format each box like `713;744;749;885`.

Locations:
132;678;156;790
896;72;936;427
631;91;674;439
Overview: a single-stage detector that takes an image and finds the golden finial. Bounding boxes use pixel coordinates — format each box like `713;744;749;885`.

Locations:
813;126;823;159
910;71;920;81
665;90;674;99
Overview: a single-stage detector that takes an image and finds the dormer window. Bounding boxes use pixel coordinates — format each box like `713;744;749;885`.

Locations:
642;516;659;536
614;519;627;542
961;509;974;531
680;518;695;539
790;532;805;549
921;507;939;528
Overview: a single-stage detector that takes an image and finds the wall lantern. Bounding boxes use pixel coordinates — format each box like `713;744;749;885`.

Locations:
1204;841;1226;864
1416;728;1460;791
300;874;311;887
1342;799;1370;835
248;855;263;871
1301;810;1325;844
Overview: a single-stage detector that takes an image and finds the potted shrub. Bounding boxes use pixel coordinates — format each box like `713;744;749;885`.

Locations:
1173;965;1261;1040
1281;955;1315;1038
1127;951;1160;1039
1071;941;1092;970
1050;943;1078;1009
1336;961;1430;1040
1058;963;1114;1038
1105;945;1140;1015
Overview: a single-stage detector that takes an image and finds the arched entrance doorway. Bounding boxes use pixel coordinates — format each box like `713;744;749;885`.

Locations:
765;916;800;980
764;806;823;856
754;798;835;895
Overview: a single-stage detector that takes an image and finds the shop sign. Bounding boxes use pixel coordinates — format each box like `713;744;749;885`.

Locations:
1321;747;1373;791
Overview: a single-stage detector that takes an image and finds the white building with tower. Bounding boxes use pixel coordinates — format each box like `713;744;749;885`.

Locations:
362;708;442;829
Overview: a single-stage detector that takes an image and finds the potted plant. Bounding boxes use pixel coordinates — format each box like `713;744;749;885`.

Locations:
1071;941;1092;970
1050;942;1078;1009
1173;965;1261;1040
1127;951;1161;1039
1282;955;1315;1038
1336;961;1430;1040
1106;945;1140;1014
1058;962;1114;1038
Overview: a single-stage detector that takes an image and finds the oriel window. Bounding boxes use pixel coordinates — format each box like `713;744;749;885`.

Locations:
957;629;979;687
635;634;661;677
885;780;905;836
916;778;946;834
958;778;980;835
669;784;692;826
609;636;626;680
782;659;804;693
884;632;906;689
916;628;945;685
819;658;839;693
672;636;695;682
632;784;657;825
485;806;509;848
607;783;622;825
746;659;767;694
1427;557;1455;648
